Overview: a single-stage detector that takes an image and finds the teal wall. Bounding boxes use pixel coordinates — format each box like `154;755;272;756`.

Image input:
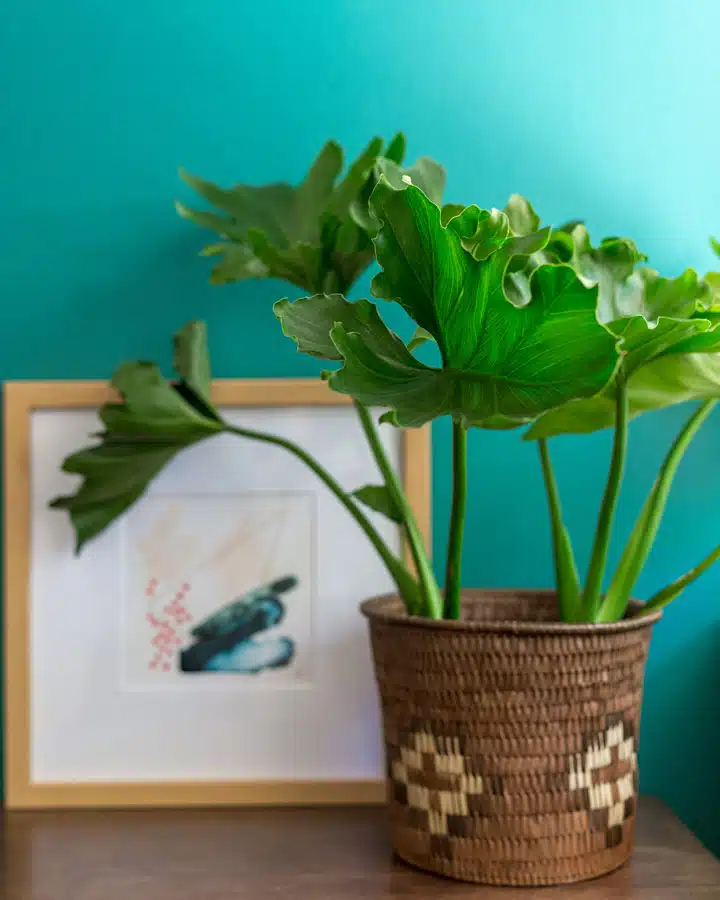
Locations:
2;0;718;850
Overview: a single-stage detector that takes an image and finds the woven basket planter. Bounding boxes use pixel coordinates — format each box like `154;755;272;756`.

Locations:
361;589;662;886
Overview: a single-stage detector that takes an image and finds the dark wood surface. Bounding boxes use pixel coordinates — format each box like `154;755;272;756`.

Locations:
1;797;718;898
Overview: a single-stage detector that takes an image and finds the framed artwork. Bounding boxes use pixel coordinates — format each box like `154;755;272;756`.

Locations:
4;379;431;809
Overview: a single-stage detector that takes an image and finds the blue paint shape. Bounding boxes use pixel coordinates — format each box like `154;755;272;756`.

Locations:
205;636;295;674
180;576;298;675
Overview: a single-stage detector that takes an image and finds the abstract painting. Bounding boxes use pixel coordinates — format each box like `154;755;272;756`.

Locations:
124;492;314;688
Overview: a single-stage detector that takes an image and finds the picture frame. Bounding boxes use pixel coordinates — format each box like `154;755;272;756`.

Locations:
4;379;431;809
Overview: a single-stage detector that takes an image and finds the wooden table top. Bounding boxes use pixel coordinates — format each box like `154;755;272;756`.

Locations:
1;797;718;898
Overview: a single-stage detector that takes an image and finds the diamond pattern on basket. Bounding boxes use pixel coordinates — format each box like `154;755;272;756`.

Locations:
391;731;499;837
572;715;638;847
391;715;638;846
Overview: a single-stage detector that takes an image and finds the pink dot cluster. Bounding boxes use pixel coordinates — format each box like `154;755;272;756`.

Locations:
145;580;194;672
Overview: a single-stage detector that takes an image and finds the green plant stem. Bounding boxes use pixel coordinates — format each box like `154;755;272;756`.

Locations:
583;377;629;620
638;541;720;615
600;398;717;622
225;422;420;607
444;421;468;620
537;439;581;621
353;402;442;619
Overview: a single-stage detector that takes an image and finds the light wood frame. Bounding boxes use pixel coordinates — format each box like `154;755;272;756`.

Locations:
4;379;431;810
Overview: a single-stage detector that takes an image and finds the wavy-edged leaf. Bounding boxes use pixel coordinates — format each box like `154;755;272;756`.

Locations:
504;194;540;235
440;203;465;226
50;325;225;552
352;484;402;523
497;200;580;304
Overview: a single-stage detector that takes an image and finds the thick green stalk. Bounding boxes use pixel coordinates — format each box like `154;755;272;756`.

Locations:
583;377;629;620
353;403;443;619
537;439;582;621
225;422;420;608
638;541;720;615
600;398;717;622
444;421;468;620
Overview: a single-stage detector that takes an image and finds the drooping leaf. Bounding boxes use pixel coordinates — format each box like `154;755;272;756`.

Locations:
711;236;720;258
178;135;445;295
50;325;225;552
352;484;403;523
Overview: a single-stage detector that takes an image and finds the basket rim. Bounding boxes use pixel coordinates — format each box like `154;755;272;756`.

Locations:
360;588;662;635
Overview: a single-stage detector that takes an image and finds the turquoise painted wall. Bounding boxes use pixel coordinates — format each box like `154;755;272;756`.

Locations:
2;0;718;850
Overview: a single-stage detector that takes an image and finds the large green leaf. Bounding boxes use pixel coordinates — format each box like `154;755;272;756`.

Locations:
277;183;619;428
50;323;225;552
177;135;445;295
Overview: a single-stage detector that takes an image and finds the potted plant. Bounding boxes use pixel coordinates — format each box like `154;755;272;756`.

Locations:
51;148;720;885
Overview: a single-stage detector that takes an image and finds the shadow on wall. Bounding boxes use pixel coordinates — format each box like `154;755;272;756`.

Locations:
640;619;720;855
